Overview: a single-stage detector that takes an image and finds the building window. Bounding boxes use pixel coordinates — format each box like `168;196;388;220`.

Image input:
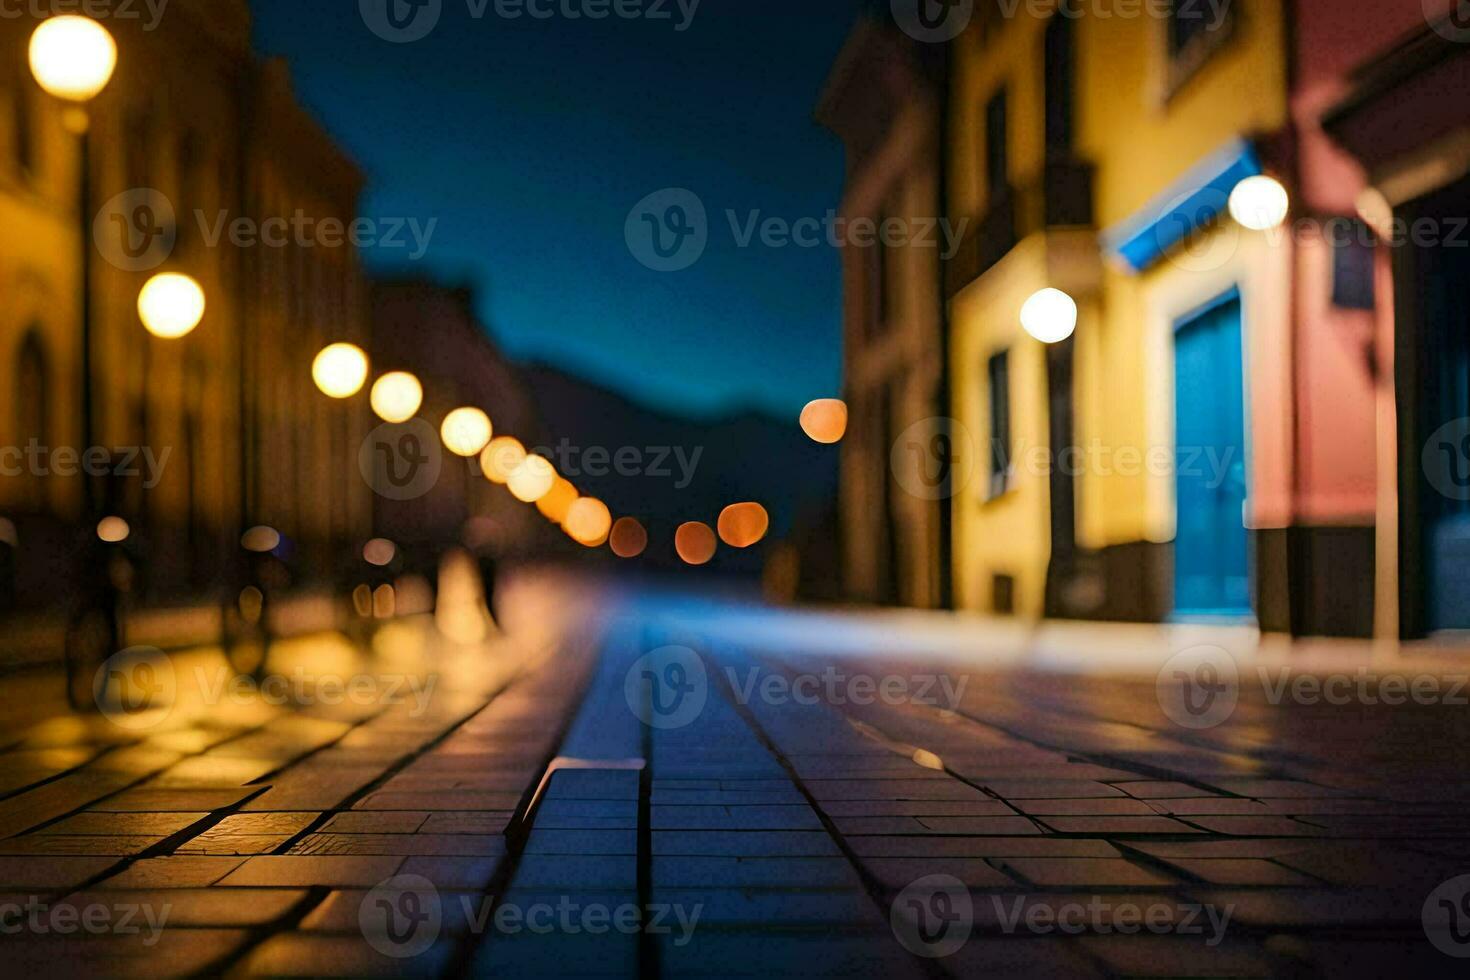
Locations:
987;350;1012;498
1044;15;1077;159
1166;0;1237;93
983;88;1009;206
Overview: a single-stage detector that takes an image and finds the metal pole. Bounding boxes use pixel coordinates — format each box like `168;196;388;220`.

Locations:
78;119;96;519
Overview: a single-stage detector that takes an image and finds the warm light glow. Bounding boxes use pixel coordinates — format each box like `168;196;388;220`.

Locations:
240;525;280;553
441;407;492;457
0;517;16;548
609;517;648;558
137;273;205;339
800;399;848;444
675;522;717;566
96;516;130;543
536;477;578;524
480;436;526;484
363;538;397;567
507;455;556;503
565;497;612;547
1020;287;1078;344
718;502;770;549
312;343;369;399
1355;186;1393;240
1228;175;1290;231
29;16;117;102
370;371;422;423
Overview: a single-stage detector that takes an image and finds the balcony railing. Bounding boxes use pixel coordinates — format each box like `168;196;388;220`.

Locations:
946;157;1096;299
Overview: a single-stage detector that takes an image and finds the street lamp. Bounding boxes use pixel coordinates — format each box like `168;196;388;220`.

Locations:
440;407;492;457
1228;175;1290;231
1020;287;1078;344
370;371;423;423
138;273;205;339
311;343;369;399
29;15;117;516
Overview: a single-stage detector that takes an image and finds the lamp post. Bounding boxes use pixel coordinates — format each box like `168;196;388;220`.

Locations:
29;16;117;516
31;17;118;709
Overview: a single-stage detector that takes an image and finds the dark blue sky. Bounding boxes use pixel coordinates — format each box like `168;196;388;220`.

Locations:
251;0;863;419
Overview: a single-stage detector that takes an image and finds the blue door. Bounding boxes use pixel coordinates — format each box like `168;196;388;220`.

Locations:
1174;292;1251;618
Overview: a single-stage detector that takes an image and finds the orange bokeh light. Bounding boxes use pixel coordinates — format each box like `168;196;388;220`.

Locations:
480;436;526;484
609;517;648;558
675;521;717;566
718;502;769;549
536;477;578;523
565;497;612;547
800;398;848;444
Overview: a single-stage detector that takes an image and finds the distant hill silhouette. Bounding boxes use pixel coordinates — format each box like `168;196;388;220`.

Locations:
518;362;839;573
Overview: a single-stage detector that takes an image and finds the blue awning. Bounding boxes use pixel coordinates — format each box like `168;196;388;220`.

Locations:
1103;138;1262;273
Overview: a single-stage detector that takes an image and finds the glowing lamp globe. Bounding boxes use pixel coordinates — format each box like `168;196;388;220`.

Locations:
311;343;369;398
440;407;492;457
609;517;648;558
96;515;130;543
1020;287;1077;344
370;372;423;422
718;502;770;549
800;399;848;444
138;273;205;339
29;16;117;102
565;497;612;547
536;477;578;523
675;522;718;566
1228;175;1290;231
507;455;555;503
480;436;526;484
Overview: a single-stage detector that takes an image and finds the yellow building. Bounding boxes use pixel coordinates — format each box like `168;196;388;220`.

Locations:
947;3;1313;627
0;3;373;611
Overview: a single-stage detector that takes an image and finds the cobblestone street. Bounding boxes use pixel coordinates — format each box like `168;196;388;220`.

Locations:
2;589;1469;977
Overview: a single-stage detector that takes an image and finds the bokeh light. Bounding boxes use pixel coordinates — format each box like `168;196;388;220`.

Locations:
536;477;578;523
718;502;770;548
240;525;281;553
480;436;526;484
1228;174;1290;231
311;343;369;399
507;455;556;503
138;273;205;339
370;371;423;423
565;497;612;547
1020;288;1078;344
800;399;848;444
363;538;397;567
96;516;130;543
441;407;492;457
29;16;117;101
675;521;717;565
609;517;648;558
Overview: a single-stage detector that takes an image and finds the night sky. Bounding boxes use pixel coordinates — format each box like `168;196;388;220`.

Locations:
250;0;864;420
